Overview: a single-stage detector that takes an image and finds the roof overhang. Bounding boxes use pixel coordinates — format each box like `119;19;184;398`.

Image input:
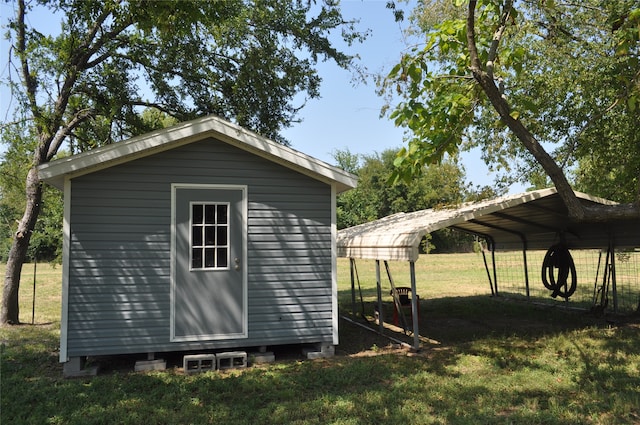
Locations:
38;115;357;193
337;188;639;262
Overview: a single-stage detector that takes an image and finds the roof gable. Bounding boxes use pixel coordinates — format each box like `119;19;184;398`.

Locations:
37;115;357;192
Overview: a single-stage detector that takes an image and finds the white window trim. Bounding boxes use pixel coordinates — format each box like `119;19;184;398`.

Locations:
189;201;231;271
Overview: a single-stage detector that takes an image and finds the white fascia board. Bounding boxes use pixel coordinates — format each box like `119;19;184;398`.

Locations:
337;245;418;262
208;120;357;193
37;120;208;189
59;177;71;362
37;115;357;192
330;184;339;345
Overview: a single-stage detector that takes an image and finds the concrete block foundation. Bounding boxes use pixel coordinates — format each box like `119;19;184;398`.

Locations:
216;351;247;370
183;354;217;374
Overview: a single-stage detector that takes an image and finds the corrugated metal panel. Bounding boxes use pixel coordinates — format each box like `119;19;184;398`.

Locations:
65;139;334;358
337;188;632;261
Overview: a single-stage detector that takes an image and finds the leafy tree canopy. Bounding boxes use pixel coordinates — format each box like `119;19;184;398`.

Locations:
382;0;640;218
334;147;489;251
335;148;466;228
0;0;366;324
3;0;365;147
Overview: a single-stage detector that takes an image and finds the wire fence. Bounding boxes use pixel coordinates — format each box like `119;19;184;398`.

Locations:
493;248;640;314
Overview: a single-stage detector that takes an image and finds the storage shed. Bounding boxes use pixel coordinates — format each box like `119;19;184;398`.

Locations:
38;115;357;374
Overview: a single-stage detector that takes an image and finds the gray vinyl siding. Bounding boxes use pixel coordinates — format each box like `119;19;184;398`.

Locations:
65;138;333;357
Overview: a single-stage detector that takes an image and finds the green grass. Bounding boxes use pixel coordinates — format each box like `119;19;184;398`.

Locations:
10;261;62;324
2;255;640;424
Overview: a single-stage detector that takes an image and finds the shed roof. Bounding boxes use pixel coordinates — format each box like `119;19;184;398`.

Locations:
337;188;639;262
38;114;357;192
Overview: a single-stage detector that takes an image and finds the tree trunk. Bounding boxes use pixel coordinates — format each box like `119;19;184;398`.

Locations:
465;0;640;222
1;167;43;325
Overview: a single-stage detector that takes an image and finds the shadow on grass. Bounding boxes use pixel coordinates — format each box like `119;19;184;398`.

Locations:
2;297;639;425
339;293;612;347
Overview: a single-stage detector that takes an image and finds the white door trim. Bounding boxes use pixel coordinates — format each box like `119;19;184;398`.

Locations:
170;183;248;342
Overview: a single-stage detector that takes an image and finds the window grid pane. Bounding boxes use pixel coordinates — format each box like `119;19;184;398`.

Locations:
192;204;203;224
191;202;230;270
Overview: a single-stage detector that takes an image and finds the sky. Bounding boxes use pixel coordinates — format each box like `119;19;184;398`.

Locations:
0;0;524;194
279;1;524;193
281;1;412;161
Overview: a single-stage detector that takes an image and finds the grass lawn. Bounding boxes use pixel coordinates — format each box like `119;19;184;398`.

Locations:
2;254;640;424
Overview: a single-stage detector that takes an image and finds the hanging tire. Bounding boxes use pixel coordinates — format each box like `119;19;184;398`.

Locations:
541;243;577;299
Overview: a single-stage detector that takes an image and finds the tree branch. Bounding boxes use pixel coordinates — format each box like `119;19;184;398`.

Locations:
45;3;134;165
16;0;41;128
564;65;640;180
466;1;482;72
54;9;131;124
70;1;125;68
486;0;513;80
466;0;593;221
46;108;95;161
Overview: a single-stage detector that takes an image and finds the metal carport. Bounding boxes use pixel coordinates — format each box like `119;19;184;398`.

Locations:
337;188;640;350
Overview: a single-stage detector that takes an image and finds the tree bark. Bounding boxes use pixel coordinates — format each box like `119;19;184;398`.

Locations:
1;167;43;325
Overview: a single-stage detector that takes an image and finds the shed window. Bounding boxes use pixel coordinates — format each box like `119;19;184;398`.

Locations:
190;203;229;269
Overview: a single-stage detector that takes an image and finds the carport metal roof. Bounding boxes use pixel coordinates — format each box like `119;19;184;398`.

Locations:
337;188;639;262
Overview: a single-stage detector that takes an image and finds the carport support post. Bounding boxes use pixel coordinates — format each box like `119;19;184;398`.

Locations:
375;260;384;333
492;246;499;295
522;244;530;300
410;261;420;351
610;241;618;313
350;258;356;315
482;248;495;296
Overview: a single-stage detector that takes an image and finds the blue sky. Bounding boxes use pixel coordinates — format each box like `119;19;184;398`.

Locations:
0;1;521;193
281;1;519;192
282;1;412;162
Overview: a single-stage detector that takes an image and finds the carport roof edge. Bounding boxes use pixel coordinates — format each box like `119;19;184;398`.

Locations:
37;114;358;193
336;188;622;262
